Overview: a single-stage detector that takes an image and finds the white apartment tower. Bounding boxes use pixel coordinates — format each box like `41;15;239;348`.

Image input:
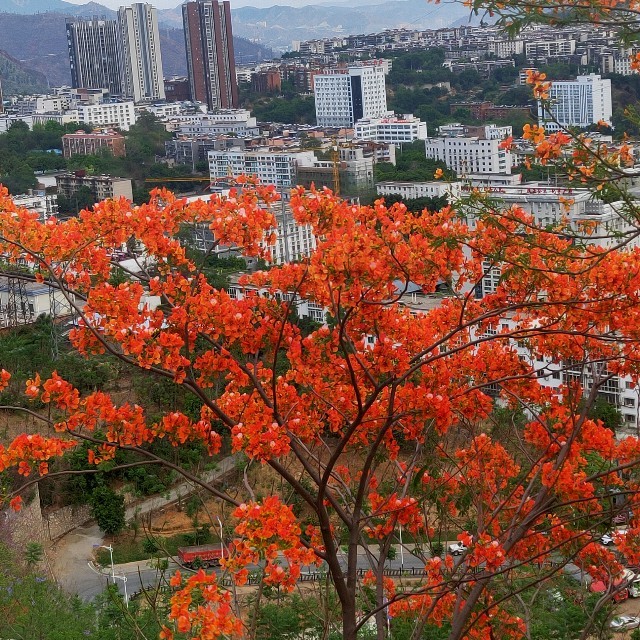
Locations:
538;74;612;132
314;63;388;128
118;3;166;102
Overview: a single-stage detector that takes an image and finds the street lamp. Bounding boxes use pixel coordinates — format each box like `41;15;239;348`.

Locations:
94;544;115;583
94;544;128;608
216;516;224;559
399;524;404;571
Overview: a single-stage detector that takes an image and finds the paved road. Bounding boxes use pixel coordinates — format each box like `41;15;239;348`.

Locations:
49;454;243;601
82;544;432;602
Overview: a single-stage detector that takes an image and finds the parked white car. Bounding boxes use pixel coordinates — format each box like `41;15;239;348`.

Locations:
610;615;640;631
448;542;468;556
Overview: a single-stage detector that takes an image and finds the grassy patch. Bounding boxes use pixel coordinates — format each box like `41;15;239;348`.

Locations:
96;531;221;565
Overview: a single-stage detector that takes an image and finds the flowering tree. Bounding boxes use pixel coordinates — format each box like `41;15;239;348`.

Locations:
0;160;639;640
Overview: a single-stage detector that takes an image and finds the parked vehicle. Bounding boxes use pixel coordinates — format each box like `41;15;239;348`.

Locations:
589;575;630;603
177;544;226;568
600;533;615;546
626;572;640;597
610;615;640;631
448;542;467;556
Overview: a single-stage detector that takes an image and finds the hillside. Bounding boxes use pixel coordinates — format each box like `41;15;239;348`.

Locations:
0;12;273;90
0;50;48;96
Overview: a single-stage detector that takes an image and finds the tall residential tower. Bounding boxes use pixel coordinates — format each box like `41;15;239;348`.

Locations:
182;0;239;110
66;18;123;96
314;62;388;128
118;3;165;102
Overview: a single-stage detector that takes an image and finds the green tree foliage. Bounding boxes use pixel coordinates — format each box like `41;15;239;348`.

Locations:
374;141;452;182
587;397;624;433
251;95;316;125
90;485;126;536
23;542;44;566
0;543;102;640
381;193;448;213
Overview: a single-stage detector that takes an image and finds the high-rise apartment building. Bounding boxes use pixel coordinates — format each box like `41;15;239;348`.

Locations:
66;18;123;96
538;74;613;132
182;0;239;111
118;3;165;102
314;63;388;128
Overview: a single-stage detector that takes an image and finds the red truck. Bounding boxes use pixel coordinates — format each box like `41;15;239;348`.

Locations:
177;544;226;568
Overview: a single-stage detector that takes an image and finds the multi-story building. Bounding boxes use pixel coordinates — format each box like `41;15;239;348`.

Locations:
182;0;239;110
118;3;166;103
314;62;388;128
376;181;462;201
62;130;126;159
56;172;134;202
251;69;282;94
525;39;576;60
166;135;242;166
171;110;259;137
0;79;3;114
208;148;317;189
164;77;191;102
66;18;123;96
12;190;58;221
296;147;375;195
425;136;512;176
538;74;612;132
77;102;137;131
354;113;427;144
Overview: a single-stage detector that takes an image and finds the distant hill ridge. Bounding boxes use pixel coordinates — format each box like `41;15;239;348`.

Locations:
0;49;49;96
4;0;475;50
0;10;273;92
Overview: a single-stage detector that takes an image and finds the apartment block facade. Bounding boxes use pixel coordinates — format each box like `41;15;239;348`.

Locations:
77;102;136;131
182;0;239;110
56;173;134;202
62;130;126;159
425;136;512;175
118;3;166;102
354;114;427;144
208;148;316;188
66;18;123;95
538;74;613;132
314;63;388;128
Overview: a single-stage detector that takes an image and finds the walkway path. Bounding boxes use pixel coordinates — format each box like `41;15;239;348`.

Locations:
48;453;243;600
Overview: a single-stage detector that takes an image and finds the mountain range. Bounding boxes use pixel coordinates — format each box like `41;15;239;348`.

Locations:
0;0;472;93
3;0;473;49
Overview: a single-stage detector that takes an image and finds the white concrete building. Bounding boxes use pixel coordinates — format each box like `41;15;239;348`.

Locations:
376;181;462;201
314;63;388;128
77;101;137;131
525;39;576;59
538;74;612;132
208;148;317;188
425;137;512;176
171;110;259;137
12;191;58;221
488;39;524;58
354;113;427;144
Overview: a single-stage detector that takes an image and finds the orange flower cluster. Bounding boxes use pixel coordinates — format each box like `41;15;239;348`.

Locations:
526;69;551;100
226;496;318;590
161;570;242;640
